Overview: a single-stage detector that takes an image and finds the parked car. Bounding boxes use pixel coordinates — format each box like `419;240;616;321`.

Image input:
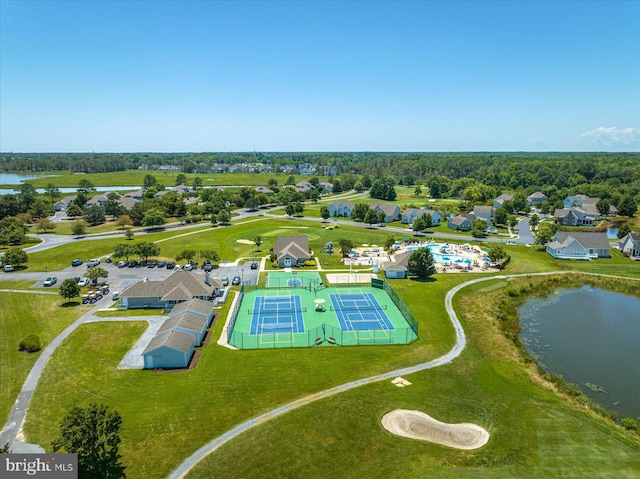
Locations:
166;261;175;269
105;257;112;263
127;260;138;268
87;259;100;267
117;261;127;268
4;265;14;272
78;278;90;287
183;264;193;271
232;275;241;286
71;259;83;267
156;261;166;268
250;261;258;270
222;276;229;287
147;261;157;268
203;263;213;272
112;291;120;301
43;276;57;286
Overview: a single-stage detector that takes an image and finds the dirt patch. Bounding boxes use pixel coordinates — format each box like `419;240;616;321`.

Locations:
381;409;489;450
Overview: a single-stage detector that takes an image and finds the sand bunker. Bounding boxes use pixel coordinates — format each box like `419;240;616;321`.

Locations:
236;239;254;244
381;409;489;450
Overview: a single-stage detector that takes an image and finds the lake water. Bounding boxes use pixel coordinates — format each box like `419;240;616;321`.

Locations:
518;286;640;419
0;172;54;184
606;227;619;239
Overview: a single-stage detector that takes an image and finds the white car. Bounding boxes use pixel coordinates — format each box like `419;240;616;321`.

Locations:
183;264;193;271
43;276;57;286
87;259;101;267
78;278;90;287
3;265;14;272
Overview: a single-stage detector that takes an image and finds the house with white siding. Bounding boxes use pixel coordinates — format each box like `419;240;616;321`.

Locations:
328;200;355;218
370;204;401;223
273;236;311;267
382;250;412;279
402;208;441;225
619;232;640;259
546;231;611;260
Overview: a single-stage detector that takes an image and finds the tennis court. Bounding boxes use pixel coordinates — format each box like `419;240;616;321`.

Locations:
330;292;394;332
228;283;418;349
267;271;321;289
249;295;305;335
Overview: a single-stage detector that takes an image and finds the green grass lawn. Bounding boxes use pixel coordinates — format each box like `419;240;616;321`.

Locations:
28;216;185;236
0;293;91;422
0;280;37;290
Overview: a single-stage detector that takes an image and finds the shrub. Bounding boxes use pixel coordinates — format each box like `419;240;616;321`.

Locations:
19;334;42;352
621;418;640;433
303;260;316;266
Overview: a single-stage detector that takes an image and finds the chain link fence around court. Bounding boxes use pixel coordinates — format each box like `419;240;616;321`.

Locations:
379;279;419;337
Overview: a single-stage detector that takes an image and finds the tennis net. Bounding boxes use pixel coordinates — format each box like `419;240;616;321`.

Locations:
330;304;387;312
248;306;307;314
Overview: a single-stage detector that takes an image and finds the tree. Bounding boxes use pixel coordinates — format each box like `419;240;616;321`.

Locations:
352;203;369;222
414;185;422;196
175;173;187;186
486;245;508;263
253;236;263;251
408;248;436;279
71;221;87;237
245;197;259;211
200;249;219;264
36;217;56;233
268;178;278;188
77;179;95;194
85;205;106;226
364;208;378;227
124;228;134;240
332;179;343;193
529;213;539;229
192;177;203;190
85;267;109;285
286;175;295;185
18;183;37;210
617;224;631;239
217;209;231;224
52;403;126;479
285;203;295;217
338;238;354;257
66;203;84;218
176;249;197;263
596;198;610;216
320;205;330;221
4;247;28;268
470;220;488;238
293;202;304;216
44;183;61;202
116;215;132;230
143;174;157;189
113;243;135;260
105;193;123;218
0;217;28;245
59;278;81;303
135;242;160;262
384;236;396;250
142;208;166;229
535;223;555;245
617;196;638;217
494;207;508;226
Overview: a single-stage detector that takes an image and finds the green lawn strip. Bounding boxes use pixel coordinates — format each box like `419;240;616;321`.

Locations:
23;274;460;478
28;217;185;236
92;309;166;317
0;280;37;290
187;275;640;478
21;171;329;189
0;293;91;423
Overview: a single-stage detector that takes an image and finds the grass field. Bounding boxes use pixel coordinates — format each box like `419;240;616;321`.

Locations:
0;292;92;422
5;215;640;478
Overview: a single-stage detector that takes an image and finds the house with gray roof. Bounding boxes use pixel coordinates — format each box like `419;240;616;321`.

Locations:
472;205;495;224
318;181;333;192
546;231;611;260
116;195;138;211
564;194;597;209
402;208;441;226
619;232;640;258
382;250;412;279
553;207;596;226
156;312;209;345
120;270;221;310
370;204;401;223
55;195;77;211
273;236;311;267
255;186;274;194
168;297;214;322
493;193;514;209
295;180;315;192
527;191;548;206
447;213;478;231
142;330;195;369
328;200;355;218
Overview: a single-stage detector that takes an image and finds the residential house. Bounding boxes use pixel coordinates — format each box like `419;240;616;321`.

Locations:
402;208;441;226
447;213;478;231
85;193;110;208
318;181;333;192
116;196;138;211
564;194;597;209
295;180;315;193
382;250;412;279
370;204;401;223
168;297;215;322
171;184;193;196
328;200;355;218
124;189;145;201
54;195;76;211
546;231;611;260
472;206;495;224
493;193;514;209
273;236;311;267
156;312;209;346
553;207;596;227
120;270;222;310
142;330;195;369
255;186;275;194
527;191;548;206
619;232;640;258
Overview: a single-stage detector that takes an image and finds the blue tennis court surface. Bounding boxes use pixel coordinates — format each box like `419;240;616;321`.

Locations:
288;279;302;287
329;293;395;332
250;295;305;335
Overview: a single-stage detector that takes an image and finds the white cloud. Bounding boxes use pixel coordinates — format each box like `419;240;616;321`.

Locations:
581;126;640;149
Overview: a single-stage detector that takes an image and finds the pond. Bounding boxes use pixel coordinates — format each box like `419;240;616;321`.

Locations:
518;285;640;419
0;172;55;184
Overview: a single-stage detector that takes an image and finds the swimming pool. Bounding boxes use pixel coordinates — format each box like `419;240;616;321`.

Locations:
406;244;468;264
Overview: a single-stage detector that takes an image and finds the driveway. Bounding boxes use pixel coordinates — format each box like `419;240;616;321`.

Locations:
515;216;535;244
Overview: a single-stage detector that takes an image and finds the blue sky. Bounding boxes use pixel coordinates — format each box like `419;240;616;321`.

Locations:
1;1;638;152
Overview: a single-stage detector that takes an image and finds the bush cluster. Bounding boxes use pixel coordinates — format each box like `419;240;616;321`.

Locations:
19;334;42;353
